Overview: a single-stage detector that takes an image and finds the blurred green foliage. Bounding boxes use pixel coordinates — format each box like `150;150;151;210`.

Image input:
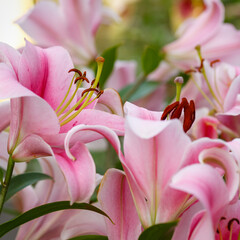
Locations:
97;0;240;65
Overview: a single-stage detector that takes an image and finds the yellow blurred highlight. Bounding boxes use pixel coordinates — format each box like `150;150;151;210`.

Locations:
104;0;138;15
170;0;205;32
0;0;34;48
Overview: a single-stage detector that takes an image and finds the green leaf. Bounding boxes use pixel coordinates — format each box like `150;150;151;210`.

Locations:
141;46;162;76
0;168;4;185
138;221;178;240
119;81;160;102
0;172;51;202
25;158;42;173
0;201;112;237
99;44;120;89
69;235;108;240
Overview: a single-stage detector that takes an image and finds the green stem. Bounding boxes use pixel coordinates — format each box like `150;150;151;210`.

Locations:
122;73;146;102
0;155;15;216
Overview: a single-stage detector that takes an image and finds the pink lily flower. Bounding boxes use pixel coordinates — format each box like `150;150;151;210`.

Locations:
65;102;192;228
170;145;239;239
171;164;229;240
216;200;240;240
12;156;102;240
0;132;106;239
65;102;239;231
180;59;240;139
164;0;240;70
17;0;119;65
61;169;142;240
0;41;124;202
0;132;69;239
216;75;240;137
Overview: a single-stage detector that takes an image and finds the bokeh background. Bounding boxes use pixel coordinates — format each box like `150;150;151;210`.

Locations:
0;0;240;239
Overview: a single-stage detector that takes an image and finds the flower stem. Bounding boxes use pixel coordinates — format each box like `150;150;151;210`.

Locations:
0;155;15;216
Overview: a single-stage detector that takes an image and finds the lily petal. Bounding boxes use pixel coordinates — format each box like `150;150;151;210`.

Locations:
171;164;229;235
54;141;96;203
8;97;60;153
199;147;239;202
98;169;142;240
12;134;53;162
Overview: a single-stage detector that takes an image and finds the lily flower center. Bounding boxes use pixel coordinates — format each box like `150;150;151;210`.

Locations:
161;76;195;132
55;57;104;126
217;217;240;240
161;97;195;132
185;45;223;112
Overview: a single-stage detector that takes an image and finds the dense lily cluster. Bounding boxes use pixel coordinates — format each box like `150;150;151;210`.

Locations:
1;0;240;239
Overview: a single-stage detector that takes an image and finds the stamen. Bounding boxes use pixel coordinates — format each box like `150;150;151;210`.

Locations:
91;79;99;88
210;59;220;67
56;78;82;117
68;68;82;76
195;58;205;72
161;98;195;132
161;101;179;120
81;88;99;97
171;98;188;119
183;99;195;132
59;57;105;126
97;90;104;98
195;45;222;108
228;218;239;231
55;72;76;113
228;218;239;240
74;76;89;84
185;69;197;74
216;217;226;240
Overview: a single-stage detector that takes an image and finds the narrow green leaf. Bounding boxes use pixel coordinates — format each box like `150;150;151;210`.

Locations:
119;81;160;102
69;235;108;240
0;201;112;237
0;168;4;185
141;46;162;76
138;221;178;240
99;44;120;88
0;172;51;202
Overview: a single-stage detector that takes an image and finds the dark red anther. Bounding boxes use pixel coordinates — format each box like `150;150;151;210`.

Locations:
97;90;104;98
74;76;90;84
68;68;82;77
189;100;195;122
183;99;195;132
91;79;100;88
171;98;188;119
195;58;205;72
227;218;240;231
185;69;197;74
170;104;183;119
216;217;227;234
161;98;195;133
81;88;99;97
161;101;179;120
210;59;220;67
